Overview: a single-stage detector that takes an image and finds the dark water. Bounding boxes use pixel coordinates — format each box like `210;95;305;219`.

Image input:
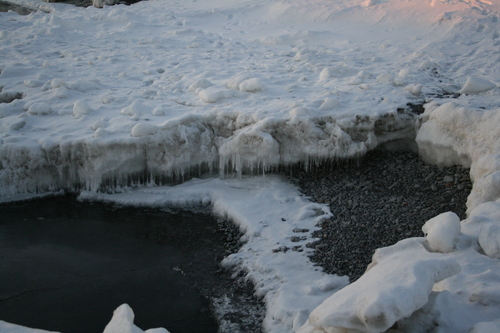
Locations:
0;196;230;333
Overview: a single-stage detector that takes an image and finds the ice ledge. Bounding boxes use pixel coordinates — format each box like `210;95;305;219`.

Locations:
0;110;417;200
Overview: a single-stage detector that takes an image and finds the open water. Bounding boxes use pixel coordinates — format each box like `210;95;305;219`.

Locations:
0;196;233;332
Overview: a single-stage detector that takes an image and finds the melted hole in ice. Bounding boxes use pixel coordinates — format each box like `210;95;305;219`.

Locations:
0;196;264;333
283;150;472;282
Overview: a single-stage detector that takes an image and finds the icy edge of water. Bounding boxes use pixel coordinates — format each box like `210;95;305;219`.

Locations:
0;110;417;200
77;175;351;333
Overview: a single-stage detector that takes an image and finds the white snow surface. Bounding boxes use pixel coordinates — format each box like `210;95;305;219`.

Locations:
299;238;461;333
1;0;500;333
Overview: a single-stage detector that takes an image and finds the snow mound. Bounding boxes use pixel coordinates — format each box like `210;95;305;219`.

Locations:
318;98;339;111
422;212;461;253
226;73;250;90
459;76;497;95
27;102;52;115
210;76;262;94
478;221;500;259
188;78;213;92
197;87;239;103
73;100;93;117
131;123;158;137
299;238;461;333
103;304;170;333
238;78;264;93
468;319;500;333
319;65;356;81
121;100;151;117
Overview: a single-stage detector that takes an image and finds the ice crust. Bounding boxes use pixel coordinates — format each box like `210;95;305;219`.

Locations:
1;0;500;333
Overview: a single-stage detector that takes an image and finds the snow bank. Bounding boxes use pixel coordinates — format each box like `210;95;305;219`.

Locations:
298;238;460;333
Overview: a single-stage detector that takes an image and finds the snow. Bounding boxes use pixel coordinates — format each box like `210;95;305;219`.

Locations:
73;100;94;117
459;76;497;95
131;122;158;137
0;321;58;333
298;238;461;333
1;0;500;332
422;212;461;253
469;319;500;333
103;304;170;333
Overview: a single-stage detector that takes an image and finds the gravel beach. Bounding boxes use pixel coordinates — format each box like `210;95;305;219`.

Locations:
283;150;471;282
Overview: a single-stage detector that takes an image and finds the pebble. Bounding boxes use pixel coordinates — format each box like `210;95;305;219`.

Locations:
283;150;471;282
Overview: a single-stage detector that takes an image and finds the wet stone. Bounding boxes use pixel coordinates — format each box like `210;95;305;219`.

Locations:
282;150;471;282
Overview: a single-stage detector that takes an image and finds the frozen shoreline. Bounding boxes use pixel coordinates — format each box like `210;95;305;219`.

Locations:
1;0;500;332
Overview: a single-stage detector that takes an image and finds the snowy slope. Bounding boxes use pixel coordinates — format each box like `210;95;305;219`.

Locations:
1;0;500;333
